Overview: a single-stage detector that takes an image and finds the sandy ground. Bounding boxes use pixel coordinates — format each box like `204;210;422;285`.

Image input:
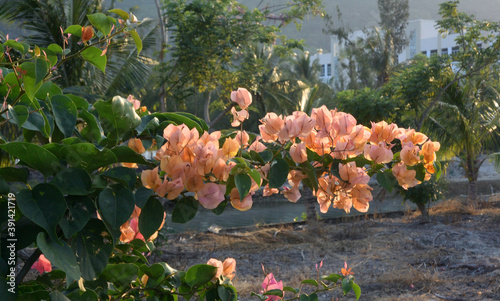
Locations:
153;196;500;301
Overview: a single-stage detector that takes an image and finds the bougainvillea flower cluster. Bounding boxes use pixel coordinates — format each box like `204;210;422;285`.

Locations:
139;87;440;219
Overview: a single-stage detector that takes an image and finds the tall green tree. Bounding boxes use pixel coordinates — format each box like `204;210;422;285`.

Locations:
161;0;324;124
377;0;409;60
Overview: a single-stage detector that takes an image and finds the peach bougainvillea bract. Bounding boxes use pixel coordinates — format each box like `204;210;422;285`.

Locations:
137;87;439;224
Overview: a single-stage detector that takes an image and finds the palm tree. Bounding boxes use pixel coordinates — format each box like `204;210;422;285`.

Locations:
0;0;158;99
426;72;500;201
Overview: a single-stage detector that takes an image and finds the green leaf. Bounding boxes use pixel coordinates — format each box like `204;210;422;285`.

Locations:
102;167;137;189
20;62;43;100
175;112;209;132
434;161;442;180
414;163;427;182
172;196;198;223
88;13;112;36
136;115;160;134
248;169;262;186
141;263;168;280
66;289;98;301
34;58;47;84
60;143;117;172
81;47;107;73
234;173;251;200
263;289;284;297
59;196;94;239
49;291;71;301
322;274;341;283
249;150;265;164
150;112;203;134
299;294;309;301
17;184;66;242
0;167;29;183
268;158;289;188
51;95;78;138
47;44;63;55
101;263;139;289
128;30;142;54
185;264;217;287
35;81;62;99
301;279;318;287
72;219;113;280
66;94;89;110
5;105;29;127
259;150;273;163
300;161;318;192
49;168;92;195
109;8;129;20
0;178;8;194
283;286;298;293
135;187;153;208
94;96;141;141
139;198;165;240
42;48;58;67
111;146;150;165
342;278;353;296
3;40;25;53
376;169;396;193
352;282;361;300
37;232;81;287
64;25;83;37
79;109;104;142
98;185;135;229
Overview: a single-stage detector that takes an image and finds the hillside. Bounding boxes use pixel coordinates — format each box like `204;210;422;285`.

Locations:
114;0;500;52
2;0;500;52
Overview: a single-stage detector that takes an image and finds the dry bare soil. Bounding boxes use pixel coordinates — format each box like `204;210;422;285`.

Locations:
154;197;500;301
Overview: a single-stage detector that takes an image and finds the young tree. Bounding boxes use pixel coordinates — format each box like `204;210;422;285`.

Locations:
387;1;500;202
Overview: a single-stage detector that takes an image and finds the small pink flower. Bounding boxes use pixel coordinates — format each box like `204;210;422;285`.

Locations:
289;143;308;163
231;88;252;109
311;105;333;132
400;142;420;166
156;177;184;200
196;183;226;209
332;112;357;136
141;167;162;191
283;186;301;203
248;136;267;152
364;142;394;164
127;95;141;110
222;258;236;280
235;130;249;147
31;254;52;274
260;273;284;301
392;162;420;189
207;258;223;280
351;184;373;212
230;188;253;211
231;107;249;127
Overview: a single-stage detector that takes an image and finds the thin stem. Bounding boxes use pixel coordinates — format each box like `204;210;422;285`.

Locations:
16;248;41;286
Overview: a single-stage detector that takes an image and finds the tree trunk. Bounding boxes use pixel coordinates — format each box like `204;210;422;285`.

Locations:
154;0;167;112
466;156;478;203
204;91;211;125
467;178;478;203
416;202;429;222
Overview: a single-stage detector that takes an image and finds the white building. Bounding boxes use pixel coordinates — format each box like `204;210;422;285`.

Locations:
315;19;464;88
